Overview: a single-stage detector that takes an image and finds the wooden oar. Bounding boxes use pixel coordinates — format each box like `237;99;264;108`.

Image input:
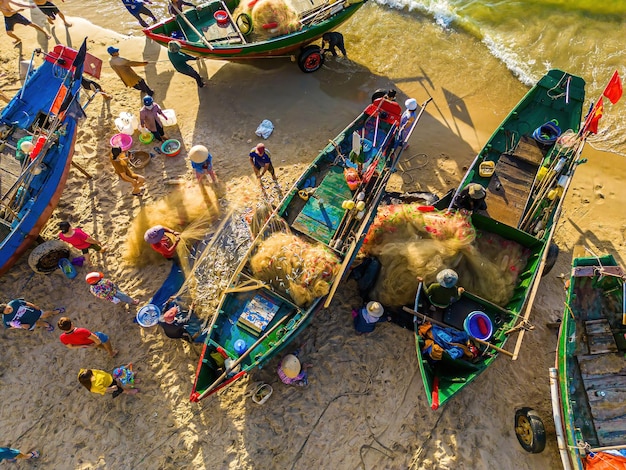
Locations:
71;160;92;179
196;314;290;400
403;306;514;358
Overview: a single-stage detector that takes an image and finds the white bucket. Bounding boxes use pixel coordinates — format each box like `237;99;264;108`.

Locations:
159;109;177;127
115;112;139;135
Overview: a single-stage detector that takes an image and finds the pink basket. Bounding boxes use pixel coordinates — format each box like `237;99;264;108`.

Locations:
110;133;133;151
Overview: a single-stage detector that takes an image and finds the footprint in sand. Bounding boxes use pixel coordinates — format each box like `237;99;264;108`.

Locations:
593;182;605;203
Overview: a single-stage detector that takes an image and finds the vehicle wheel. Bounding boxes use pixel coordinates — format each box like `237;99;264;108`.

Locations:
28;240;70;274
371;88;387;102
298;45;324;73
514;407;546;453
236;13;253;35
541;243;559;276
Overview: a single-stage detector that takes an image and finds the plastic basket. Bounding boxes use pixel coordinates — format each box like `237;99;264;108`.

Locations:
252;383;273;405
463;311;493;341
110;133;133;151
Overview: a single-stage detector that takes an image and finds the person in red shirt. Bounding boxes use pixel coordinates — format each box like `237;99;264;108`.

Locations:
144;225;180;259
57;317;118;357
58;221;106;266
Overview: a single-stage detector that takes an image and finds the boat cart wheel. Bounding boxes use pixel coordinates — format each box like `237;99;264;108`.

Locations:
541;243;559;277
514;407;546;453
236;13;253;35
298;45;324;73
28;239;70;274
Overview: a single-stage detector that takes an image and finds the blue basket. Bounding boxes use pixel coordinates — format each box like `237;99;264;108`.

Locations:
463;311;493;341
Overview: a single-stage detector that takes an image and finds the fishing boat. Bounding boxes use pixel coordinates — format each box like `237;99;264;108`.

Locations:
143;0;367;72
542;248;626;467
410;69;587;409
0;44;86;276
190;96;431;401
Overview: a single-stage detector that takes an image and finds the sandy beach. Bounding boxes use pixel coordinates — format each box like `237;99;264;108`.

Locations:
1;14;626;470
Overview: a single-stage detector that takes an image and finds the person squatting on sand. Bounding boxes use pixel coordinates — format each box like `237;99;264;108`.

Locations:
0;447;39;462
78;366;139;397
120;0;157;28
58;317;118;357
139;95;167;142
110;146;145;196
85;271;139;306
353;301;388;335
277;350;311;387
167;40;205;88
107;46;154;97
58;221;106;266
144;225;180;259
1;0;51;44
1;299;63;332
33;0;71;27
249;143;278;185
189;144;217;184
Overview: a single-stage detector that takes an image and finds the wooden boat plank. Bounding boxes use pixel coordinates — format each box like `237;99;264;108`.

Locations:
577;353;626;376
510;135;546;166
485;154;539;227
572;265;625;278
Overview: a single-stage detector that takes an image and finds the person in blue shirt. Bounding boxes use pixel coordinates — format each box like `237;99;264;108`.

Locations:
189;144;218;184
121;0;157;28
0;447;39;462
249;143;278;185
400;98;418;143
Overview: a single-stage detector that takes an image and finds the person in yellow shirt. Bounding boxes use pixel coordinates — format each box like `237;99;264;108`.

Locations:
107;46;154;97
78;368;139;397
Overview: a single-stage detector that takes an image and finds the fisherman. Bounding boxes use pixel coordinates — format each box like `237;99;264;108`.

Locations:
158;301;205;343
277;350;311;387
139;95;167;142
249;143;278;185
168;0;194;16
120;0;157;28
81;76;112;100
107;46;154;97
400;98;418;142
321;31;346;57
167;40;205;88
33;0;71;27
419;269;464;312
144;225;180;259
85;271;140;306
1;0;51;45
352;300;388;335
454;183;487;213
188;144;218;184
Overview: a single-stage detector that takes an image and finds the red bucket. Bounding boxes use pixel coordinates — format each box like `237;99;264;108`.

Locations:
214;10;229;26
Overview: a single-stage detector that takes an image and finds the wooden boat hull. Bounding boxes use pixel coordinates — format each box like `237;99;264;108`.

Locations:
144;0;366;61
191;97;416;401
414;69;586;408
0;45;82;276
551;250;626;469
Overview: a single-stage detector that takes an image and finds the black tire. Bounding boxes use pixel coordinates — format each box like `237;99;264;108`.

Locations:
236;13;253;35
514;407;546;453
298;45;324;73
371;88;387;102
541;243;559;277
28;240;70;274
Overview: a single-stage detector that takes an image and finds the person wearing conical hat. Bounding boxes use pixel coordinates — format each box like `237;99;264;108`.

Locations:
454;183;487;213
188;144;218;184
277;350;310;387
353;300;388;335
420;269;465;310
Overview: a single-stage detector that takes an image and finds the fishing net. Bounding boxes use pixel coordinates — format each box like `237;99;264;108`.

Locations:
249;232;340;307
234;0;300;39
362;204;528;307
123;185;220;272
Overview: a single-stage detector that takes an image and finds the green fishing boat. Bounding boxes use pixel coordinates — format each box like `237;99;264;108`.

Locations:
412;69;587;409
542;248;626;468
190;96;431;401
144;0;367;72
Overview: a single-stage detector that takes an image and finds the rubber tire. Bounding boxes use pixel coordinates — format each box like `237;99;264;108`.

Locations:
298;45;324;73
514;407;546;453
236;13;253;35
371;88;387;102
541;243;559;277
28;240;70;274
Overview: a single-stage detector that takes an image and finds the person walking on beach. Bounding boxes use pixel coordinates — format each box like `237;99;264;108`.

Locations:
58;317;118;357
121;0;157;28
167;40;204;88
0;447;39;462
85;271;139;306
321;31;346;57
107;46;154;97
1;299;63;332
110;146;145;196
78;367;139;397
33;0;71;27
168;0;194;16
1;0;51;45
58;221;106;266
189;144;217;184
144;225;180;259
139;95;167;143
249;143;278;185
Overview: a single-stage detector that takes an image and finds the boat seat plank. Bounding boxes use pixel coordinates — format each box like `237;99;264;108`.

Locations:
510;135;547;166
585;319;619;355
485;154;539;227
572;265;625;278
578;353;626;377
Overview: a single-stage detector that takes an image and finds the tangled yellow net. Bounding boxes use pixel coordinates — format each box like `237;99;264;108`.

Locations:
249;232;340;307
362;204;528;307
234;0;300;39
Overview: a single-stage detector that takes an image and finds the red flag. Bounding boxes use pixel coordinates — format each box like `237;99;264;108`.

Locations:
603;70;622;104
584;97;604;134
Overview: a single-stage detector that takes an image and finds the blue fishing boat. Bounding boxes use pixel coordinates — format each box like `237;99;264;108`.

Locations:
0;43;86;276
190;96;431;401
